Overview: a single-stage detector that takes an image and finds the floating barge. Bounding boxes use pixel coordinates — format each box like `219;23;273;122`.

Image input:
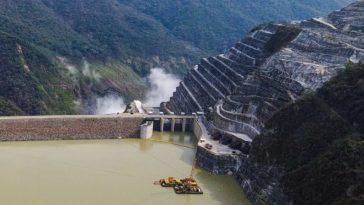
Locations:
157;177;203;195
174;184;203;194
159;177;181;187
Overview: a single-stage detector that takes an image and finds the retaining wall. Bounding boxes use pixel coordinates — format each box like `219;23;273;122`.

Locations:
193;117;243;175
0;115;145;141
196;146;242;175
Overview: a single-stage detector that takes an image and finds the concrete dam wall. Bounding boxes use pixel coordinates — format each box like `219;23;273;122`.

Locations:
0;115;145;141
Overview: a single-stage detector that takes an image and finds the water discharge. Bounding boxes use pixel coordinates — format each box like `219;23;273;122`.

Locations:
0;132;250;205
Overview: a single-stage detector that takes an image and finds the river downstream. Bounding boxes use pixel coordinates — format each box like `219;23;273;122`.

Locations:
0;132;250;205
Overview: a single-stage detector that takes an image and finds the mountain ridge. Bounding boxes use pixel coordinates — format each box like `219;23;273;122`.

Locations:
0;0;355;115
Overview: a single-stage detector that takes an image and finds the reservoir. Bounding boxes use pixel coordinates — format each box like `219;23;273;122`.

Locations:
0;132;250;205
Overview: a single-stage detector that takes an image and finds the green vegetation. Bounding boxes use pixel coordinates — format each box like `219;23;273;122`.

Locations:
0;0;353;115
0;0;202;76
90;62;146;102
119;0;352;53
0;97;25;116
0;32;76;115
0;0;351;69
252;63;364;205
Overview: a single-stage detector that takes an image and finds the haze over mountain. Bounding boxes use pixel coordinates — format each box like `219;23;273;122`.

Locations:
0;0;353;115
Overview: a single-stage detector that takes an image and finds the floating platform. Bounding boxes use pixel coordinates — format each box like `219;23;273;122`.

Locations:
157;177;203;195
159;177;181;187
174;185;203;194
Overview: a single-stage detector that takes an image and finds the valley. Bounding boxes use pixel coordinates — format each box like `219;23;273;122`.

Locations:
0;1;363;205
0;0;353;115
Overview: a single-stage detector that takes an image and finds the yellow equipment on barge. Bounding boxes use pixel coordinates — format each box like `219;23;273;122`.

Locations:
174;184;203;194
156;159;203;194
159;177;181;187
157;177;203;195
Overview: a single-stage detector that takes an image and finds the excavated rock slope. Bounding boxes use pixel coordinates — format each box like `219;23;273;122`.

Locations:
167;1;364;152
239;62;364;205
166;1;364;204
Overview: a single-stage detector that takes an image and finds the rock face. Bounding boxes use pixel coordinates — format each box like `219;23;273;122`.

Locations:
167;1;364;152
240;63;364;205
166;1;364;204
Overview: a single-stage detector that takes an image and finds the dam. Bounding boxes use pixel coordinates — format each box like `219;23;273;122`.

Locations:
0;114;196;141
0;131;251;205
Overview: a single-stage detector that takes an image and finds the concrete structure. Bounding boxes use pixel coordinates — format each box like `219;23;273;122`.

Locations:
193;117;244;175
182;118;187;132
0;114;195;141
160;118;164;132
192;118;204;140
150;115;195;132
140;121;154;139
0;115;144;141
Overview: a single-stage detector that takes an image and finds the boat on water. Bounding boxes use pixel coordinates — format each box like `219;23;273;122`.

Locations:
158;177;203;194
159;177;197;187
174;184;203;194
159;177;181;187
180;177;197;186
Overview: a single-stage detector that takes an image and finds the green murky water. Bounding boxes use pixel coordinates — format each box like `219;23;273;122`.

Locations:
0;132;250;205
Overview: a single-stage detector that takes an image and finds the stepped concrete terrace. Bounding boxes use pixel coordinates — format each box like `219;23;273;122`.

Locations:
165;1;364;183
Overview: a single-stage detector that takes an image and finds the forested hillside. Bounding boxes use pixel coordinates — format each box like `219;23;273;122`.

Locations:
0;0;353;115
251;63;364;205
119;0;353;53
0;32;75;115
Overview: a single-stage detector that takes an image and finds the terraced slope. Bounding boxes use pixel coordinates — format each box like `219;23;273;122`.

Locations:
237;62;364;205
166;1;364;154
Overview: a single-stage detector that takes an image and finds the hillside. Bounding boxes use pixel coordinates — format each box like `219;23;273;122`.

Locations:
119;0;353;53
0;0;354;115
0;0;202;76
0;32;75;115
164;1;364;204
249;63;364;205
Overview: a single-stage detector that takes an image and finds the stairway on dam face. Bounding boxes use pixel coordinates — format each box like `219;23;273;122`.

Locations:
166;1;364;155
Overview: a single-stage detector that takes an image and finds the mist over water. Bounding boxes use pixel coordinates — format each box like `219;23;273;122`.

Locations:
144;68;181;107
95;94;126;114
